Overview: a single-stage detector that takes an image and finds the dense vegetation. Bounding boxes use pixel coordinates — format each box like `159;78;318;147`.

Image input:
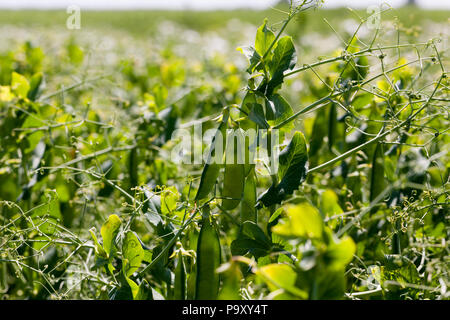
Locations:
0;2;448;300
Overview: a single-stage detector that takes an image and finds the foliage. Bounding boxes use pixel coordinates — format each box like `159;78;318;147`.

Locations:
0;3;448;300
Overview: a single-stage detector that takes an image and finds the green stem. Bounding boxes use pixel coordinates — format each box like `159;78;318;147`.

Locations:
309;74;443;174
139;208;200;275
274;57;434;130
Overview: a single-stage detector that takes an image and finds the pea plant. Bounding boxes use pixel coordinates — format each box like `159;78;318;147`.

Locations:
0;1;448;300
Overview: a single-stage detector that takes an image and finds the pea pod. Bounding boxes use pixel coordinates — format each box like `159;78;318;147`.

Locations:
173;251;186;300
223;128;248;210
241;168;257;223
195;214;221;300
128;147;138;189
222;160;245;210
195;109;229;200
328;103;337;151
370;143;385;203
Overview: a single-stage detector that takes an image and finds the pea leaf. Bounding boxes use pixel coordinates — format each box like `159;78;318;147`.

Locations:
268;207;284;224
272;203;323;239
231;221;271;259
100;214;122;258
161;186;180;215
135;280;150;300
89;227;107;258
266;36;297;96
11;72;30;98
123;231;145;277
237;46;261;74
248;103;270;129
266;94;294;129
268;36;297;77
324;235;356;270
254;19;275;58
257;131;308;208
320;189;343;217
256;264;307;299
27;72;44;101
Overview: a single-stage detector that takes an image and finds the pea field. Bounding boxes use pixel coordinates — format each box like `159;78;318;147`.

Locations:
0;1;449;301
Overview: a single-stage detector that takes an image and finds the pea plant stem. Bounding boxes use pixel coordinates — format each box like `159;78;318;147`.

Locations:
309;74;443;175
43;144;136;173
274;56;434;130
262;13;294;60
139;206;200;275
284;42;430;78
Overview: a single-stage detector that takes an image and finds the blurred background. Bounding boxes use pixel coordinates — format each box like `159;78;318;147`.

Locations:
0;0;447;110
0;0;449;9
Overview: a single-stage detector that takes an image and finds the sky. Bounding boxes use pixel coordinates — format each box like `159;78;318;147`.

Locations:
0;0;448;10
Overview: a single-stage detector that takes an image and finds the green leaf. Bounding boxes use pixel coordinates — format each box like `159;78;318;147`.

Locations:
257;131;308;207
266;94;294;129
268;207;283;224
100;214;122;258
268;36;297;77
30;190;62;235
67;43;84;65
161;186;180;215
143;250;153;263
122;237;150;300
241;221;271;246
135;280;150;300
254;19;275;58
325;235;356;270
123;273;139;299
272;202;323;239
27;72;44;101
231;221;271;259
89;227;107;258
266;36;297;95
248;103;269;129
237;46;261;74
123;231;145;277
218;261;243;300
320;189;343;217
11;72;30;98
257;264;307;299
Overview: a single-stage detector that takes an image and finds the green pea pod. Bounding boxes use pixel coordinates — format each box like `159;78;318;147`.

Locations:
241;168;257;223
195;216;221;300
222;163;245;210
195;109;229;200
328;103;337;151
370;143;385;208
174;251;186;300
128;147;138;189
